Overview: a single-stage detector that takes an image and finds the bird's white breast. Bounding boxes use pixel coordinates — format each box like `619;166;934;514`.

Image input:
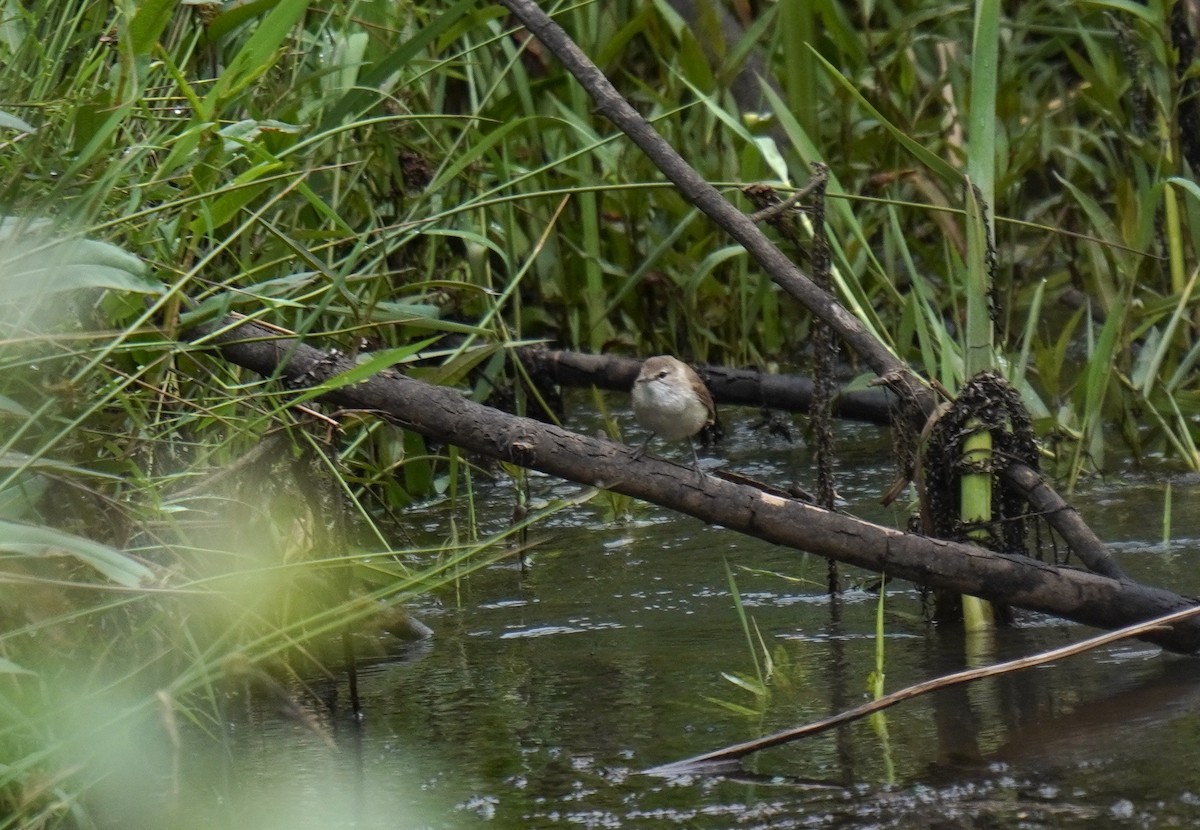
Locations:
632;377;710;441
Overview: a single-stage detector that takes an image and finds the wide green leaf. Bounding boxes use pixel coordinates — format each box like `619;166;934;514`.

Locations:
0;109;34;132
1;228;161;298
127;0;177;57
0;520;155;587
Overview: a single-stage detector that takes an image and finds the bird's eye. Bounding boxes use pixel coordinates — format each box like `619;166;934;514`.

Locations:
656;370;669;379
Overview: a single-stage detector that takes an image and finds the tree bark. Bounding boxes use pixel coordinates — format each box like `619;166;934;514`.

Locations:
185;318;1200;653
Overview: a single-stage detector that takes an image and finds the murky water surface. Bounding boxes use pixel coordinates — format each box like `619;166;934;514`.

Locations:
211;405;1200;828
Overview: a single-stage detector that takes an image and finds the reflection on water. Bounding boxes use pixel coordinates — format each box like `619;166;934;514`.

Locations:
208;416;1200;828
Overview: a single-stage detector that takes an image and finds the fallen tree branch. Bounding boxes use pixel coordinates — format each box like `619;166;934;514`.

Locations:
183;318;1200;653
643;603;1200;776
518;347;896;425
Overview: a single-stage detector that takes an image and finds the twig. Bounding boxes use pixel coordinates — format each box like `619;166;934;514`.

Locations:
743;166;829;225
644;603;1200;776
744;185;807;225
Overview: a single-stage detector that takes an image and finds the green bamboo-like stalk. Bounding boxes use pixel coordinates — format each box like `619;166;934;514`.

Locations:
960;0;1001;633
963;180;994;378
960;422;996;632
868;580;896;784
961;183;995;632
964;0;999;376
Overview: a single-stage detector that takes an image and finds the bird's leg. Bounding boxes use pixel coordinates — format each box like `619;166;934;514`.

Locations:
631;434;652;461
687;438;705;476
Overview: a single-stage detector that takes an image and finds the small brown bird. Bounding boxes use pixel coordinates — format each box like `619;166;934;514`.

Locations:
630;355;716;471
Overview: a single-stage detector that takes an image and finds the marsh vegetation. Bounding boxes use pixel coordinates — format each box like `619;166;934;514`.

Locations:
2;0;1199;826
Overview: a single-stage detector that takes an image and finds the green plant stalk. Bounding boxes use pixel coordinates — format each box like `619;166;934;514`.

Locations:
868;579;896;784
1160;121;1187;296
959;0;1000;628
961;422;995;632
870;577;886;700
1162;481;1172;550
966;0;999;222
963;0;999;375
963;179;994;377
961;185;995;631
563;2;608;353
1069;296;1125;489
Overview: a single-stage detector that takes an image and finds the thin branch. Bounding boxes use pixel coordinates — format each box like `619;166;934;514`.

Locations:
743;165;828;225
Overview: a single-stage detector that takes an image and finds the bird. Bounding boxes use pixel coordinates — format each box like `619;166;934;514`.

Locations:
630;355;716;471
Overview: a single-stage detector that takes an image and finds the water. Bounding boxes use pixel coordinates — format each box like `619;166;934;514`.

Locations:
184;411;1200;828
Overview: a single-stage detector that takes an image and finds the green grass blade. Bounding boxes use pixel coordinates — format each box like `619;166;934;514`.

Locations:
724;559;763;688
318;0;480;130
202;0;313;115
808;46;961;184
